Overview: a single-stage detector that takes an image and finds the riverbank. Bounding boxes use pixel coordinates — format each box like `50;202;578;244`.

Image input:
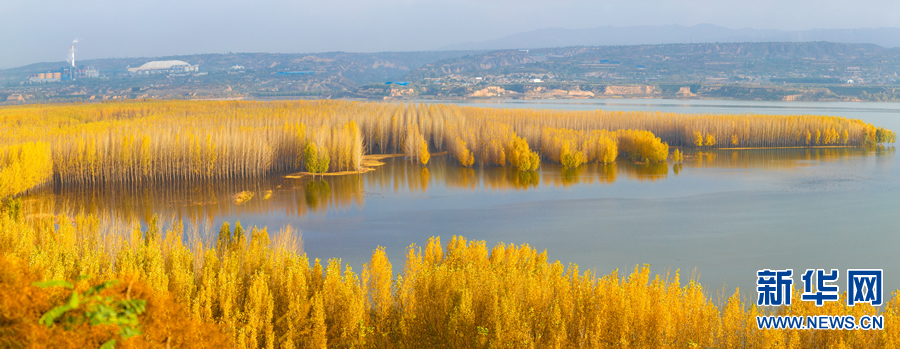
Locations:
283;152;449;179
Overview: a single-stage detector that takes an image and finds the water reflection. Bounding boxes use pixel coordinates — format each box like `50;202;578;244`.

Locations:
365;158;433;193
620;161;669;181
510;170;540;190
443;166;477;191
304;180;331;212
688;147;894;169
20;147;893;224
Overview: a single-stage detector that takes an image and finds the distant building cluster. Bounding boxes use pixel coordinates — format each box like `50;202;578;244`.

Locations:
28;66;99;83
127;60;199;75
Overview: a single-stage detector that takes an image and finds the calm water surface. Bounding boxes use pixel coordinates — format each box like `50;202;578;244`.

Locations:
24;99;900;300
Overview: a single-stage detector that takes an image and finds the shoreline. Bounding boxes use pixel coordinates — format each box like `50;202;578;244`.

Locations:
688;145;861;150
2;95;889;108
284;152;448;179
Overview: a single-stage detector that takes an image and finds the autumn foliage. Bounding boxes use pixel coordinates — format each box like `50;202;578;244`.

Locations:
0;142;53;198
0;256;231;348
506;136;540;171
0;100;895;197
0;201;899;348
1;100;897;346
541;128;667;165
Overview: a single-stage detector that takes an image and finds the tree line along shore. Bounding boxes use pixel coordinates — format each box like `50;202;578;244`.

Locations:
0;100;894;198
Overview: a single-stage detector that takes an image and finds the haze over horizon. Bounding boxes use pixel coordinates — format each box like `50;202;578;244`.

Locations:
4;0;900;69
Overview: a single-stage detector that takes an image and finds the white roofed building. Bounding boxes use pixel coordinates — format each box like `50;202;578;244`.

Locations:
127;60;199;74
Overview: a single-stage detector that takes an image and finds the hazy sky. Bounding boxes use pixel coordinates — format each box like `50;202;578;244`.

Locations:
3;0;900;69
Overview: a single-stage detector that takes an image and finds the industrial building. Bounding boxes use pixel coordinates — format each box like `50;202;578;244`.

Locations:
28;66;99;83
23;41;99;83
127;60;199;74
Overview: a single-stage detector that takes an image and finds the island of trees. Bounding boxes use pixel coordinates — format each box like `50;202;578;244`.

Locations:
0;100;893;198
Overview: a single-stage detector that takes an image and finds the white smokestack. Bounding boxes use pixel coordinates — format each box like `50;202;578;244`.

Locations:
69;39;79;67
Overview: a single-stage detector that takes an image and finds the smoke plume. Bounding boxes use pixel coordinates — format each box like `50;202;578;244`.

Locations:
66;38;80;67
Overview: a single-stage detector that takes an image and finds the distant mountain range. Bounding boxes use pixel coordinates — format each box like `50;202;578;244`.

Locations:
441;24;900;51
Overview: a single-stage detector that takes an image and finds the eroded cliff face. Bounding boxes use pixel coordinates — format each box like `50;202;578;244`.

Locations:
465;86;599;99
459;85;655;98
390;88;415;97
469;86;508;97
372;61;408;70
565;89;595;98
604;85;657;95
531;88;592;98
677;86;696;97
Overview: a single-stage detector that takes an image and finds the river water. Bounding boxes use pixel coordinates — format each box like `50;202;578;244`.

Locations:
23;99;900;301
